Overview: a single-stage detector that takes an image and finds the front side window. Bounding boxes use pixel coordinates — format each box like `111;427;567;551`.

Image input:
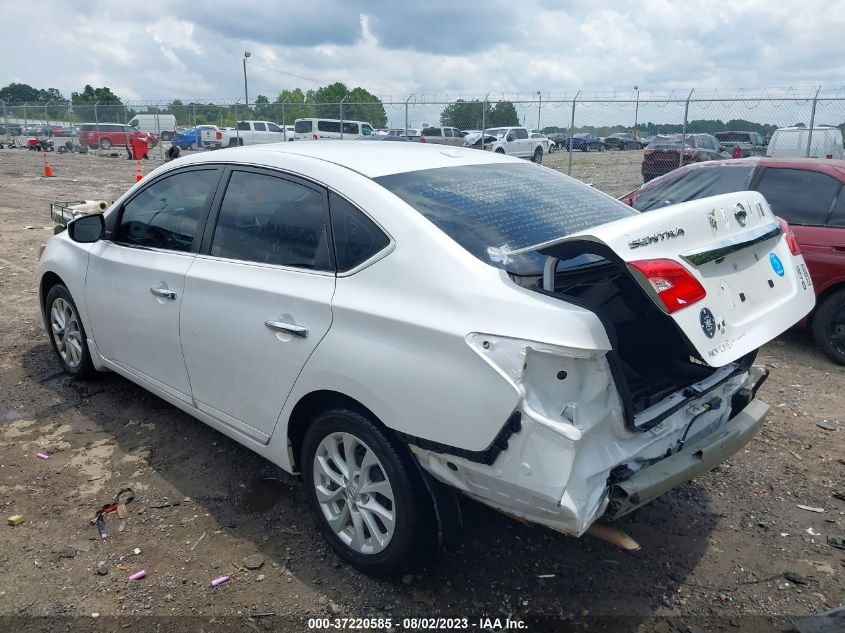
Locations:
330;193;390;272
361;124;373;136
634;166;754;211
253;122;267;132
116;169;219;252
211;171;332;270
267;122;281;132
756;168;841;225
375;163;636;275
295;120;312;133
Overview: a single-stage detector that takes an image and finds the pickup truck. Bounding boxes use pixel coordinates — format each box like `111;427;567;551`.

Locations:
221;120;287;147
714;131;766;158
172;125;225;150
483;126;547;163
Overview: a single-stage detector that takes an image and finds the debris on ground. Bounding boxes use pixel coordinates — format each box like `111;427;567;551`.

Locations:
96;561;108;576
828;536;845;550
7;515;26;526
36;452;50;460
797;505;825;513
129;570;146;581
815;420;837;431
242;554;265;570
211;576;230;587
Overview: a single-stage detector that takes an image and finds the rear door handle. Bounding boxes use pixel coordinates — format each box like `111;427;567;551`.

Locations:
265;320;308;338
150;287;177;300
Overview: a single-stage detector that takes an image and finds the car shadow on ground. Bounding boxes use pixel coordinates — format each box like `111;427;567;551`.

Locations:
20;342;731;630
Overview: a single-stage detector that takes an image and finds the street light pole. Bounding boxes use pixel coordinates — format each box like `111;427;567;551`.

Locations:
242;52;251;111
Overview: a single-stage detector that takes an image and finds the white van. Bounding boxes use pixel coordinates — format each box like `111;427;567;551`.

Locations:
766;125;844;160
128;114;178;141
294;118;374;141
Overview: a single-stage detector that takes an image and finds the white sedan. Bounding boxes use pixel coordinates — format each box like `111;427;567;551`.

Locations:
38;142;813;574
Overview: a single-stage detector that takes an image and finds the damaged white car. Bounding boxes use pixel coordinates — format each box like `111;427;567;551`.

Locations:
37;142;814;574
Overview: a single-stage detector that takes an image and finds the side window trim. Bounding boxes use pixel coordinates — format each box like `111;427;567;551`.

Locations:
328;191;395;277
106;165;224;254
824;182;844;226
198;165;335;272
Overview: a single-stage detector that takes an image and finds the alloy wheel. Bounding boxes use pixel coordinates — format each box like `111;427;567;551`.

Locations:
50;297;83;368
312;432;396;555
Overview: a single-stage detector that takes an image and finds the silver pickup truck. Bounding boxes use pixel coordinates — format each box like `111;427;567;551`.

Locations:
714;131;767;157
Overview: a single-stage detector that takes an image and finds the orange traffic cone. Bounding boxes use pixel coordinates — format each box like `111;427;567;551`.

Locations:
43;152;53;178
135;159;143;182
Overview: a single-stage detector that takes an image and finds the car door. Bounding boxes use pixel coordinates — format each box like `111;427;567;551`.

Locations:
754;166;843;289
179;167;336;442
515;128;531;157
85;166;223;400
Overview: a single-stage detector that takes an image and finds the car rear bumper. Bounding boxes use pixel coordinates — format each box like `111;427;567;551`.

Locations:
605;398;767;519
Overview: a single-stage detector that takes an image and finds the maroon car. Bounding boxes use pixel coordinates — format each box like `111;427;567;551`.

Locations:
641;133;730;182
621;157;845;364
77;123;158;150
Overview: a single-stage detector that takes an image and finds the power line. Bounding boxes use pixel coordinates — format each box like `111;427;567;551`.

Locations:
245;61;326;86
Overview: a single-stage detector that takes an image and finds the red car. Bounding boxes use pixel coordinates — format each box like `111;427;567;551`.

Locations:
77;123;158;150
620;157;845;364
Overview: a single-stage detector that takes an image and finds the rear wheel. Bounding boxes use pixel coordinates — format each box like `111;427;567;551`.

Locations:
532;146;543;164
44;284;95;378
812;289;845;365
495;148;505;154
301;408;434;575
99;138;111;150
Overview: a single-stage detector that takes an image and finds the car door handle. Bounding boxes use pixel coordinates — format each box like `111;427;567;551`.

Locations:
265;320;308;338
150;287;177;300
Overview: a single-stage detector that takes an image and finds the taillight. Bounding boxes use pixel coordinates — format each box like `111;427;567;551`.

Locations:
312;133;318;140
777;217;801;255
826;154;833;159
420;136;426;143
216;132;222;140
628;258;706;314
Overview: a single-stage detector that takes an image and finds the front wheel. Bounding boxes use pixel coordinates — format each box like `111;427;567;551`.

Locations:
301;408;434;575
812;289;845;365
99;138;112;149
44;284;95;378
532;146;543;164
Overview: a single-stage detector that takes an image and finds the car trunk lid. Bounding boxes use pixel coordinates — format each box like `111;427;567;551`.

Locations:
525;191;814;367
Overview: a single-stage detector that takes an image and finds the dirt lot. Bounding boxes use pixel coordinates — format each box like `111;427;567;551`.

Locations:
0;147;843;633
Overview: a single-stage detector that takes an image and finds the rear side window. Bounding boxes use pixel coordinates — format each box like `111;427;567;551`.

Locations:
375;163;636;275
634;166;754;211
295;120;312;133
828;190;845;227
116;169;219;252
515;128;529;139
78;124;93;132
318;120;341;133
210;171;332;270
253;122;267;131
444;128;454;138
330;193;390;272
755;168;840;225
421;127;440;137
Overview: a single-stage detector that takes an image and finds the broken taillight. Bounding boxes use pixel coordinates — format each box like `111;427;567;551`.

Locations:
777;217;801;255
628;258;706;314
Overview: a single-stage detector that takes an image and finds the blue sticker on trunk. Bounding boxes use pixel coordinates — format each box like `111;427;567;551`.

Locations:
769;252;784;277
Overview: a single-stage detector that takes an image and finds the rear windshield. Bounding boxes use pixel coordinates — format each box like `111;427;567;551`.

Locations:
651;135;695;147
715;132;752;143
294;120;312;133
375;163;636;274
421;127;441;136
634;165;755;211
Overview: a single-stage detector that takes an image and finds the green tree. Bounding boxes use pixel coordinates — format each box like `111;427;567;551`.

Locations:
440;99;490;129
70;85;124;122
254;94;271;118
488;101;519;127
0;82;42;103
304;82;387;127
275;88;313;125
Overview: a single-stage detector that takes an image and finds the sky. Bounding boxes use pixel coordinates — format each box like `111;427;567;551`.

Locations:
2;0;845;105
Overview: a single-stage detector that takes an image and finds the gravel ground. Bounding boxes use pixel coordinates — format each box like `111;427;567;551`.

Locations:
0;147;843;633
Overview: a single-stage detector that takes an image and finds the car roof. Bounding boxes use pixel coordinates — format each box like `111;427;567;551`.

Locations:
641;156;845;190
171;140;526;178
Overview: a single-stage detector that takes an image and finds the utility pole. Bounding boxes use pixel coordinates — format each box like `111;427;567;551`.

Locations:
242;52;251;113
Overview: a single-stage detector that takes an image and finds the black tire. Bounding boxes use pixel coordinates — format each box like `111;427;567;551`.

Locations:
99;138;111;150
44;284;95;378
301;408;435;575
581;143;589;152
495;148;505;154
811;289;845;365
160;131;172;141
188;141;197;151
532;146;543;164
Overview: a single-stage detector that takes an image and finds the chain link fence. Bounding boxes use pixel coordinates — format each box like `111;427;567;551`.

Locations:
2;88;844;180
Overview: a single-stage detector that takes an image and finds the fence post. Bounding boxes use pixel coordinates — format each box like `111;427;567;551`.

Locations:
155;101;164;161
404;94;413;134
567;91;580;176
2;100;9;145
340;96;347;139
680;89;694;169
192;102;197;129
481;93;489;144
537;91;542;132
23;102;28;134
282;97;289;140
234;100;240;145
94;101;100;146
805;85;821;158
44;100;51;127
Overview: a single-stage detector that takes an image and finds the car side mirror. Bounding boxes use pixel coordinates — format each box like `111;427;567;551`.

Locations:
67;213;104;243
